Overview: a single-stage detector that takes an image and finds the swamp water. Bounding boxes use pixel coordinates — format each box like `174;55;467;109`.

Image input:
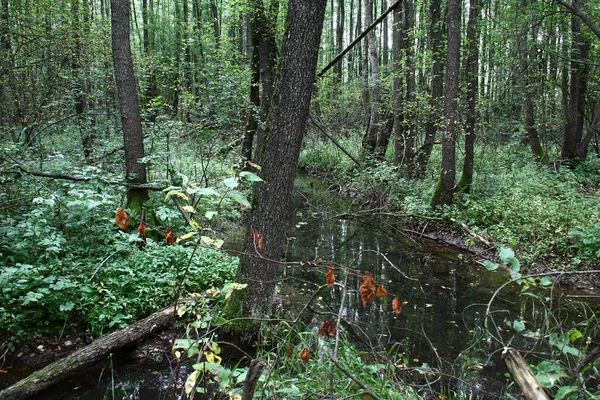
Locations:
3;177;597;399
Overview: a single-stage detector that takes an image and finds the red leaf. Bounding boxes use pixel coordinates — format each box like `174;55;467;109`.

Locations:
318;320;336;337
165;229;175;245
359;272;375;308
287;345;293;359
375;284;388;298
257;235;264;253
137;222;147;236
392;296;403;315
115;208;129;231
299;348;310;363
325;264;335;288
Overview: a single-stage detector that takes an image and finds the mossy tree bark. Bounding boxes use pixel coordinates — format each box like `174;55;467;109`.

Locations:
111;0;149;213
431;0;460;207
225;0;327;329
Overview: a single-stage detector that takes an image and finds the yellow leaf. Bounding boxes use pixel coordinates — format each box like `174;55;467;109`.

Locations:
204;351;222;364
184;371;200;396
201;236;224;248
182;205;196;213
178;231;199;242
189;220;202;230
177;306;186;317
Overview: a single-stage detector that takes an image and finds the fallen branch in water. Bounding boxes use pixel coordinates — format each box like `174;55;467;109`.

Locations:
0;298;191;400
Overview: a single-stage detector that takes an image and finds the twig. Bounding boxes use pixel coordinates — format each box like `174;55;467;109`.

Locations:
88;251;118;282
329;357;383;400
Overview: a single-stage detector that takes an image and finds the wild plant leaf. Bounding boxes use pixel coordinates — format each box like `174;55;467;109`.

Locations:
239;171;264;182
223;177;238;189
325;264;335;288
115;208;129;231
231;192;250;207
359;272;375;308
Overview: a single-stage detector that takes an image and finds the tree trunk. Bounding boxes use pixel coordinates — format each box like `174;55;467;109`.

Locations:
111;0;149;211
503;347;552;400
431;0;460;207
362;0;381;155
401;0;416;174
415;0;443;177
225;0;327;324
561;0;591;163
457;0;481;192
0;300;188;400
242;15;260;164
392;3;404;164
336;0;345;82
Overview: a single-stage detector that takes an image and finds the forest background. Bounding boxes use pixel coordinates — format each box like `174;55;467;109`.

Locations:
0;0;599;397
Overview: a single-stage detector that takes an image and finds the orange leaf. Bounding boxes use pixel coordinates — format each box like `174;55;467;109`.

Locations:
359;272;375;308
392;296;403;315
318;320;336;337
137;222;147;236
115;208;129;231
251;229;264;253
325;264;335;288
299;348;310;363
375;284;388;298
165;229;175;245
257;235;264;253
287;345;293;359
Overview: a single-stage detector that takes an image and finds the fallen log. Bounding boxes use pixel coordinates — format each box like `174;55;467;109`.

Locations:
0;299;190;400
502;347;551;400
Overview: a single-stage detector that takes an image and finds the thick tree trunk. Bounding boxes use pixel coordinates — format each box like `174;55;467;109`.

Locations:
0;300;188;400
225;0;326;324
457;0;481;192
561;0;591;162
242;19;260;164
111;0;149;210
431;0;460;207
415;0;443;177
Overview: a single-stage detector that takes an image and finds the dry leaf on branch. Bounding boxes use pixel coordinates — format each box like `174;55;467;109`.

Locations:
359;272;375;308
375;284;388;298
115;208;129;231
250;229;264;253
392;296;403;315
325;263;335;288
299;348;310;363
137;222;147;236
318;320;336;337
165;229;176;245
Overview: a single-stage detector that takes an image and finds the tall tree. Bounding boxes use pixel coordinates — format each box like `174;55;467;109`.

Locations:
226;0;327;322
431;0;460;207
456;0;481;192
561;0;592;162
362;0;382;154
415;0;443;177
110;0;149;210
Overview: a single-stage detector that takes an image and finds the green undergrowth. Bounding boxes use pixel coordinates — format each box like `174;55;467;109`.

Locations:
299;133;600;269
0;154;241;352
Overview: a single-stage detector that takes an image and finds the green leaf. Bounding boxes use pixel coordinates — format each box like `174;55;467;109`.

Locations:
231;192;250;207
205;211;218;220
499;248;515;264
539;277;553;286
187;187;219;197
554;386;579;400
60;302;75;312
223;177;238;189
239;171;264;182
483;260;498;271
513;320;526;332
567;329;583;342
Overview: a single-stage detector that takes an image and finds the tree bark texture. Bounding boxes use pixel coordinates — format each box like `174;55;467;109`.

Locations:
111;0;148;208
0;300;187;400
415;0;443;177
457;0;481;192
363;0;381;154
561;0;591;162
401;0;416;174
431;0;460;207
502;347;551;400
392;3;404;164
227;0;327;321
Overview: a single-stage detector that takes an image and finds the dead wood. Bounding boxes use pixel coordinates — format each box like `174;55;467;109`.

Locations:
502;347;551;400
0;299;190;400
